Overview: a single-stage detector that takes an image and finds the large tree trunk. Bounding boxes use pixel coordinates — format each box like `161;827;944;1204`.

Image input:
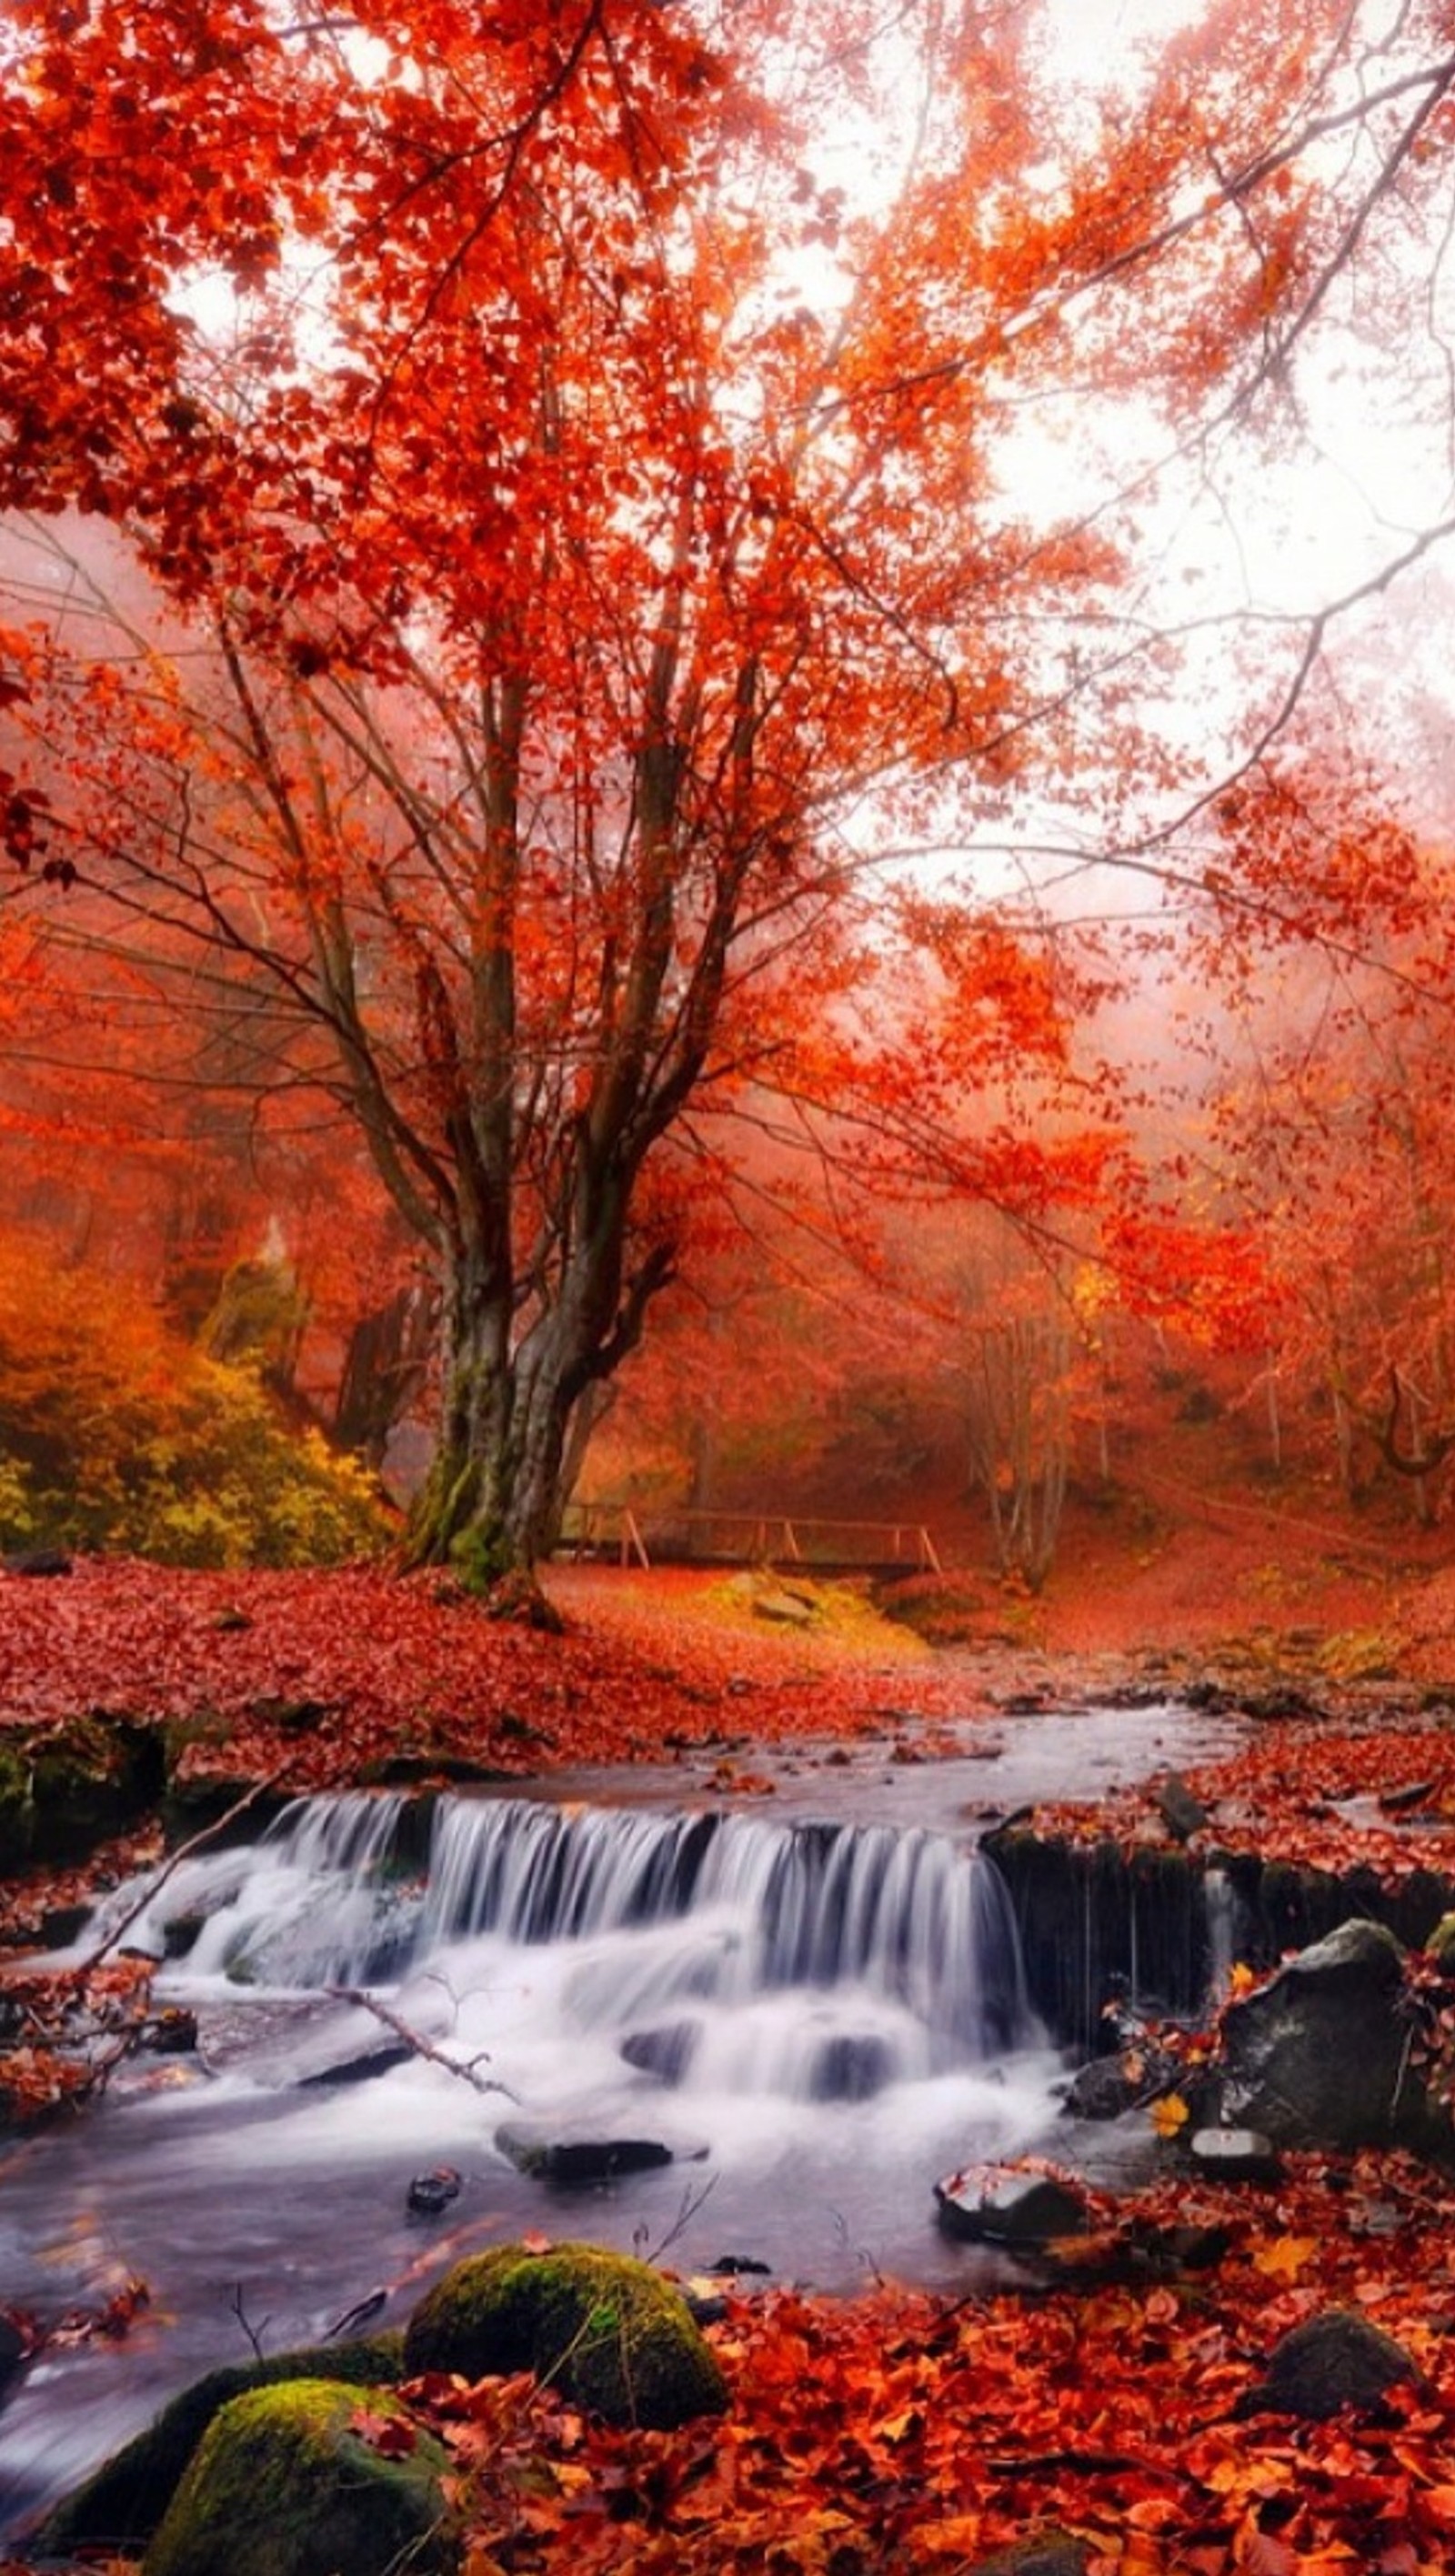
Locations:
405;1181;666;1592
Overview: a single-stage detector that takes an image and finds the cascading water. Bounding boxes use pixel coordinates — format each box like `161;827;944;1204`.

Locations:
0;1789;1061;2540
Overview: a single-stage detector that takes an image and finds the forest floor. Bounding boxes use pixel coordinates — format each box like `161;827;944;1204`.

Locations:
6;1506;1455;2572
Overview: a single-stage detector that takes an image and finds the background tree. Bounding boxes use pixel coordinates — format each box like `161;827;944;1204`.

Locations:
4;0;1455;1581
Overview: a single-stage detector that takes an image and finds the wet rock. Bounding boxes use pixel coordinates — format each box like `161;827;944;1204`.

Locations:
298;2042;413;2089
1188;2125;1283;2184
139;2008;199;2057
619;2020;700;2082
1156;1772;1209;1840
406;2166;461;2217
1239;2308;1418;2420
142;2378;456;2576
808;2033;894;2102
934;2162;1091;2246
1216;1919;1420;2149
403;2240;728;2429
38;2336;405;2553
495;2117;686;2182
3;1547;73;1577
1060;2057;1139;2120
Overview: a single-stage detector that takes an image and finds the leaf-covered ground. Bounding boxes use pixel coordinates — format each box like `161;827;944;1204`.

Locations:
6;1552;1455;2574
415;2147;1455;2576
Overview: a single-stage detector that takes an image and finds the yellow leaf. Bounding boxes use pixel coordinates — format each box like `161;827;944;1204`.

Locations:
1150;2091;1190;2137
1252;2234;1318;2283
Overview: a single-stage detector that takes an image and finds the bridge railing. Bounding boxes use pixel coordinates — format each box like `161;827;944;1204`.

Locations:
556;1503;941;1575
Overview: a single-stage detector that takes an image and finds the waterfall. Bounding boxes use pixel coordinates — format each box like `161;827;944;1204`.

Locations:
99;1790;1039;2094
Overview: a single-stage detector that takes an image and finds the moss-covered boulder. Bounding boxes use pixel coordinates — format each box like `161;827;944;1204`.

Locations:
403;2240;729;2430
143;2378;455;2576
39;2334;404;2553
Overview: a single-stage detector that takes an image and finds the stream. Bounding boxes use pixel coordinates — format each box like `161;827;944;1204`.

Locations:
0;1695;1245;2540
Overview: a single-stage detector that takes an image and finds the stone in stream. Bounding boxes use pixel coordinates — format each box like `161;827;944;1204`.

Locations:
406;2165;461;2217
618;2019;701;2082
298;2042;413;2089
934;2161;1091;2246
495;2116;707;2183
1214;1919;1420;2150
808;2032;895;2102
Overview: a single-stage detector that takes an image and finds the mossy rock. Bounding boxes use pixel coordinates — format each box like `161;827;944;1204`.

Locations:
143;2377;455;2576
39;2333;404;2551
403;2240;729;2429
25;1713;165;1858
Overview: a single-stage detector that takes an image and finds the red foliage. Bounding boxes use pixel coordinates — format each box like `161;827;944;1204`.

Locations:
0;1558;966;1801
407;2150;1455;2574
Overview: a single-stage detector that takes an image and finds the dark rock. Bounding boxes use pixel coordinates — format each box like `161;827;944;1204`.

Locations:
162;1912;209;1962
709;2252;773;2276
298;2043;413;2090
619;2020;700;2082
3;1548;73;1577
140;2008;199;2057
403;2240;728;2429
39;1902;94;1949
1216;1919;1420;2149
495;2118;680;2183
1156;1772;1209;1840
1188;2126;1284;2185
406;2167;462;2217
1061;2058;1139;2120
1241;2307;1418;2420
934;2162;1090;2246
808;2033;894;2102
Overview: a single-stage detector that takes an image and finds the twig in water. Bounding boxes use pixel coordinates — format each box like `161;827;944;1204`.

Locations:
229;2282;270;2361
326;1984;517;2100
633;2170;719;2267
828;2204;884;2290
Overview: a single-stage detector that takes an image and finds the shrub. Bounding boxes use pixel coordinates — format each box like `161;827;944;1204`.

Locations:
0;1235;392;1568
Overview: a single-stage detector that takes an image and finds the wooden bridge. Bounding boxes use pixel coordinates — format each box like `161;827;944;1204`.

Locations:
556;1502;942;1577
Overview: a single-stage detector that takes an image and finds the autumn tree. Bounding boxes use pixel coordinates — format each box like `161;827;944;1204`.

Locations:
2;0;1453;1582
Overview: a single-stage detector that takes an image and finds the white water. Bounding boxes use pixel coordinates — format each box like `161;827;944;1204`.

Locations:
0;1791;1067;2538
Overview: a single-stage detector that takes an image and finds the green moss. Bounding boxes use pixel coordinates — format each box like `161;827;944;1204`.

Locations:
143;2376;455;2576
403;2240;729;2430
40;2334;404;2552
